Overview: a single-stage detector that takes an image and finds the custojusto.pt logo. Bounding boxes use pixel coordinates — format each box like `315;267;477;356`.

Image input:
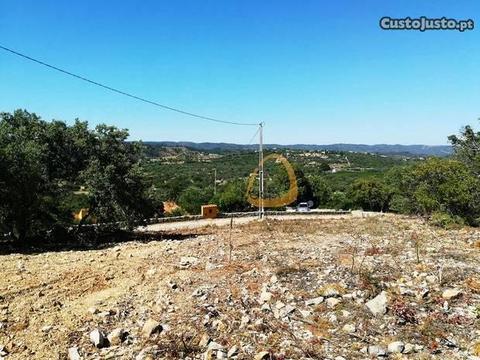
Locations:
380;16;474;32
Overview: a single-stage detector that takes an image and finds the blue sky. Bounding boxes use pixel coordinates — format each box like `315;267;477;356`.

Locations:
0;0;478;145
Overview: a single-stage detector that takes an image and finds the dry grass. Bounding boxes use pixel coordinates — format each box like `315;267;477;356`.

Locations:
1;215;479;359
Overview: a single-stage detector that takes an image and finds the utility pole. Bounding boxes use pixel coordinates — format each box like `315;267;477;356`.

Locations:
258;122;264;219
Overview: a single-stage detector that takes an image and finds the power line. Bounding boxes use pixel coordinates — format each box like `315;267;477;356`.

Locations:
247;125;261;145
0;44;258;127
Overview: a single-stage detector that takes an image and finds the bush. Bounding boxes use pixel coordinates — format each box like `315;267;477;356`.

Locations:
177;186;213;214
388;194;411;213
213;179;249;212
310;176;332;207
348;178;392;212
330;191;350;210
385;158;480;226
429;211;464;229
166;207;187;217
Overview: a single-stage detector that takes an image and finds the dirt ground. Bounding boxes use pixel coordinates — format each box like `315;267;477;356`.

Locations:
1;214;479;359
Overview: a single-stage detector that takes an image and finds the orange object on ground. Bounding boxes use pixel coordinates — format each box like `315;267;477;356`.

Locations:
201;204;218;218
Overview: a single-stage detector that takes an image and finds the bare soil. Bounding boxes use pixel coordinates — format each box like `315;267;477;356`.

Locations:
1;214;479;359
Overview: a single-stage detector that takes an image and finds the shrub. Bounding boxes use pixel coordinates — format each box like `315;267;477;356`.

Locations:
348;178;392;212
429;211;464;229
329;191;350;210
214;179;249;212
166;207;187;217
386;158;480;226
310;176;332;207
177;186;213;214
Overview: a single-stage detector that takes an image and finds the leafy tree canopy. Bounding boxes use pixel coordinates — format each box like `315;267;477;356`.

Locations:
0;110;161;243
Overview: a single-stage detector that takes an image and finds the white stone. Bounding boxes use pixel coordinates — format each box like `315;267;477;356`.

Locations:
89;329;108;348
281;304;296;316
299;309;312;318
366;291;388;316
342;323;356;333
68;347;81;360
254;351;270;360
240;315;250;328
142;319;162;338
327;297;341;308
442;288;462;300
305;297;324;306
208;341;223;351
107;328;125;345
179;256;199;268
368;345;387;357
275;301;285;309
205;262;217;271
403;343;415;354
259;290;273;303
41;325;53;332
227;345;239;357
387;341;405;354
199;333;211;347
260;303;271;312
87;307;98;314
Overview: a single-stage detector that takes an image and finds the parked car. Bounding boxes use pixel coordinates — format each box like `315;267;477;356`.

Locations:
296;202;311;212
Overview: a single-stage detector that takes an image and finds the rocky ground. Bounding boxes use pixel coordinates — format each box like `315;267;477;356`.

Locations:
1;214;480;359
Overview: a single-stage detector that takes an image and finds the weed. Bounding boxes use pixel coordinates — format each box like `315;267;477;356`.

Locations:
473;342;480;356
419;314;447;342
411;231;422;264
156;331;203;358
275;266;308;278
357;270;380;297
391;298;417;324
473;305;480;319
465;277;480;294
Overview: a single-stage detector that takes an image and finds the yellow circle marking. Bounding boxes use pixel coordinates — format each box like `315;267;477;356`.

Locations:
246;153;298;208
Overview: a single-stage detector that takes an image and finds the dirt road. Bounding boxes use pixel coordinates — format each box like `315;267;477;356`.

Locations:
139;212;367;232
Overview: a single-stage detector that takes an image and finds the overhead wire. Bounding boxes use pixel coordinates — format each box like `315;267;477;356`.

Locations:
0;44;259;127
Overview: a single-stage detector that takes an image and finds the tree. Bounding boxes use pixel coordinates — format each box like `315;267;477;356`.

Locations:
330;191;350;210
386;158;480;225
310;176;332;207
448;125;480;175
318;162;331;172
293;165;314;204
0;110;161;243
214;179;249;212
178;186;213;214
349;178;392;212
0;110;59;242
79;125;160;228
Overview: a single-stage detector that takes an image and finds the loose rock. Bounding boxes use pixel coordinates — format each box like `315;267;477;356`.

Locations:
305;297;324;306
366;291;388;316
68;347;81;360
442;288;462;300
142;319;162;338
107;328;126;345
326;297;341;308
387;341;405;354
254;351;270;360
89;329;108;348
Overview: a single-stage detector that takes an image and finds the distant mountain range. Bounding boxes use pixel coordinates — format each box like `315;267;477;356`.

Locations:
145;141;452;157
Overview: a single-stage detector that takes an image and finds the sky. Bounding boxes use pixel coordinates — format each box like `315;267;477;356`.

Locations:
0;0;478;145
